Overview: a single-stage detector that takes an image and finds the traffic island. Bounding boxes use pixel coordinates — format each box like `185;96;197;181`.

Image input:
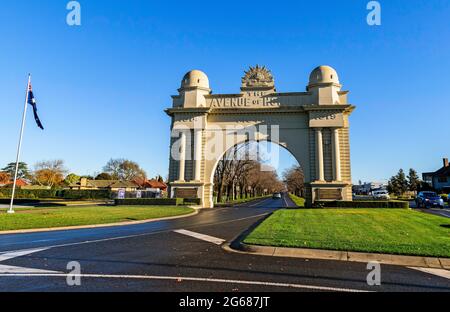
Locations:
226;208;450;269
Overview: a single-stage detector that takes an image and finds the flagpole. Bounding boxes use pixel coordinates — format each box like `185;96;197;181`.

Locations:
8;74;31;214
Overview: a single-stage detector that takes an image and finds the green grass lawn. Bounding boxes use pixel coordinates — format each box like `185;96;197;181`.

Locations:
288;194;306;207
0;206;194;231
244;209;450;258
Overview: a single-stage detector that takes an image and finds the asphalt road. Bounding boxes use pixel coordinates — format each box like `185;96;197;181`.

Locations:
409;201;450;218
0;194;449;292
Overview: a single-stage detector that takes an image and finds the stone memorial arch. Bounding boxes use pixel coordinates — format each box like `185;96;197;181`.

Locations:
166;65;355;208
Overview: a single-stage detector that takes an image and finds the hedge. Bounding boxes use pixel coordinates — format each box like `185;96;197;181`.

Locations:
314;201;409;209
58;190;112;200
115;198;185;206
0;189;59;199
0;189;113;200
182;198;202;205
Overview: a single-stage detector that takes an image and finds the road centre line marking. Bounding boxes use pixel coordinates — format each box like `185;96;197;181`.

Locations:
0;273;371;292
408;267;450;280
174;229;225;245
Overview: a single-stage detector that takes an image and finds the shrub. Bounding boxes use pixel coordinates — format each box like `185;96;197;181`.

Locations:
115;198;184;206
314;201;409;209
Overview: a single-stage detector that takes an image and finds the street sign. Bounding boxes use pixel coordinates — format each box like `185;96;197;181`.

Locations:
118;189;126;199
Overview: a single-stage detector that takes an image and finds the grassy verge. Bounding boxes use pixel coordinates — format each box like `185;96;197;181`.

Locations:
216;195;271;206
0;206;194;231
288;194;305;207
244;209;450;258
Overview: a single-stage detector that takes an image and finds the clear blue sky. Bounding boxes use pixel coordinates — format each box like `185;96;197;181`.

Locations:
0;0;449;182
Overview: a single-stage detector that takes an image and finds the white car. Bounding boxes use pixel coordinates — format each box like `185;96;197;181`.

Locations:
372;190;390;200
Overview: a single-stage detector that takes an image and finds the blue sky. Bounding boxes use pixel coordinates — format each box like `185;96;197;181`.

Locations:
0;0;449;182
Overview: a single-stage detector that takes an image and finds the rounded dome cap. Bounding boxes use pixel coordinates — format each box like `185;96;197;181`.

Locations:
309;65;340;86
181;70;210;89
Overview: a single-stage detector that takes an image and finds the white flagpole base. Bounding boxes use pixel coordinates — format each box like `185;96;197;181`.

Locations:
7;210;15;214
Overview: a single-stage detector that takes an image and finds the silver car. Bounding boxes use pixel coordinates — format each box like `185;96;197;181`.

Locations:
272;193;282;199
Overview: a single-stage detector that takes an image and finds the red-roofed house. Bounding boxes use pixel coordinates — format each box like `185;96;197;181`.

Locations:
0;179;29;188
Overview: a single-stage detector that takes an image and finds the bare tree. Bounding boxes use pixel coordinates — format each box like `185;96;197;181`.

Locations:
214;142;285;202
283;165;304;196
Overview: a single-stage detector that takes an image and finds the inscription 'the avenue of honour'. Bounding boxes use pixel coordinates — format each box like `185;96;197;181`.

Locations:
210;93;281;108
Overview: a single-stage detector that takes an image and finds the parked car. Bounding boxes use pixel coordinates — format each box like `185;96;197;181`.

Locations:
272;193;282;199
415;192;445;209
372;190;390;200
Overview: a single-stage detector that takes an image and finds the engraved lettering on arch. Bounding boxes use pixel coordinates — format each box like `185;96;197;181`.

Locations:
313;111;339;121
177;115;196;123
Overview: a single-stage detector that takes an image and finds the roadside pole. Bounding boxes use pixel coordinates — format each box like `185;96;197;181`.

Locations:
8;74;31;214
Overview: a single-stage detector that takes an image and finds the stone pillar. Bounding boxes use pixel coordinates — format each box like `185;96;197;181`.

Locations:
178;132;186;182
194;130;202;181
315;128;325;182
332;128;342;182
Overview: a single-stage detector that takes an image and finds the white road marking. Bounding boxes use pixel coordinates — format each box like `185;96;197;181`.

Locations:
0;273;371;292
174;229;225;245
0;247;61;274
409;267;450;280
0;265;61;274
0;248;50;262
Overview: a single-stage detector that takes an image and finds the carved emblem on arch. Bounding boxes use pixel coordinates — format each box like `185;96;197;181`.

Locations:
242;65;275;89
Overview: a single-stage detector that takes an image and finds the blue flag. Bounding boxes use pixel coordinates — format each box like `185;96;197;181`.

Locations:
27;82;44;130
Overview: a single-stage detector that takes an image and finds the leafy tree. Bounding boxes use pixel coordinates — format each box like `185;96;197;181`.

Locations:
1;162;30;179
64;173;81;185
103;159;147;181
388;169;409;196
407;168;421;194
33;160;67;187
95;172;113;180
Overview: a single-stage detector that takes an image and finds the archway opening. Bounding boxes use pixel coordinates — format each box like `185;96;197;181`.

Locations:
212;141;304;204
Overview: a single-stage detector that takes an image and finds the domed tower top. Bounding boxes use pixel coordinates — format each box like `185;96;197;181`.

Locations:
180;70;210;90
308;65;341;90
